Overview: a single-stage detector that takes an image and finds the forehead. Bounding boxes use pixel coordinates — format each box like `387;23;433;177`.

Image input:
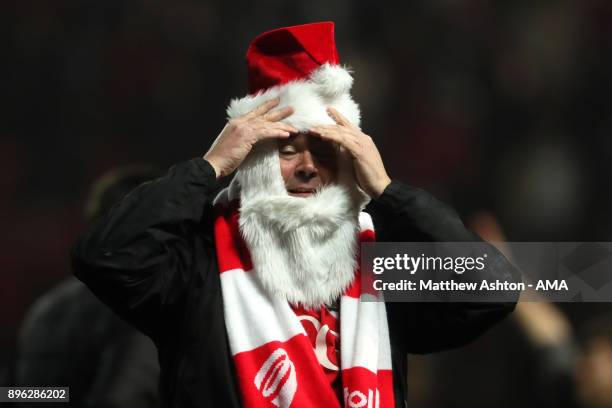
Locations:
278;132;336;150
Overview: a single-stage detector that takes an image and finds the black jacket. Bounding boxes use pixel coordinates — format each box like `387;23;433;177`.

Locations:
14;278;159;408
71;158;519;408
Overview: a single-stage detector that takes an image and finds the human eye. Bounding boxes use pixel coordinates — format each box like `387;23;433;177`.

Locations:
279;146;297;156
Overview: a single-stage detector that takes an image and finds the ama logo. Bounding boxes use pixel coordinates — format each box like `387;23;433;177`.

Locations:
254;348;297;407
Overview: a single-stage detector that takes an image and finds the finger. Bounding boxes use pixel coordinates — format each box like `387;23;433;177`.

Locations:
255;128;292;141
255;121;298;133
311;125;358;144
310;127;361;156
326;106;354;128
275;123;299;133
311;124;344;133
262;106;294;122
243;97;280;119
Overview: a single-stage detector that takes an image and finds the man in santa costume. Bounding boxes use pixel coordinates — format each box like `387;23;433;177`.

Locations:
72;22;519;408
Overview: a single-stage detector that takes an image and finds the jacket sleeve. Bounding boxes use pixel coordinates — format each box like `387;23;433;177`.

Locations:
71;158;218;340
365;180;521;354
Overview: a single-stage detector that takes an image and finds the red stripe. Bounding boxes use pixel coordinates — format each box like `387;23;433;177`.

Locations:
359;228;376;242
214;203;253;273
344;228;378;298
233;334;342;408
341;367;395;407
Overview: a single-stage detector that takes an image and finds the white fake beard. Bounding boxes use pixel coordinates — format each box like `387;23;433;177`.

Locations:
226;141;369;309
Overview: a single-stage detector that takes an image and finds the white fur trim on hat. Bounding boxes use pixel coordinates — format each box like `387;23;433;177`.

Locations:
226;63;361;131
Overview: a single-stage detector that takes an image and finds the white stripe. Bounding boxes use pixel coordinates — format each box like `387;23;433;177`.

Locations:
376;299;392;370
221;267;393;370
220;268;306;354
339;296;393;372
359;212;374;233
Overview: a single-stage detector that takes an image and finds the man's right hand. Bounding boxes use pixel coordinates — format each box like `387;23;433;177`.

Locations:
203;98;296;179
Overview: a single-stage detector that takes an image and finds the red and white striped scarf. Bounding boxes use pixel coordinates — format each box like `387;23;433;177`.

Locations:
214;202;395;408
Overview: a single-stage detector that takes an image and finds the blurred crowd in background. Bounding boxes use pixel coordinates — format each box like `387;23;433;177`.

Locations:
3;0;612;407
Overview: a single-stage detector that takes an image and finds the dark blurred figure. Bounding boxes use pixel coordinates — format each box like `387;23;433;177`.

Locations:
12;166;162;408
575;314;612;408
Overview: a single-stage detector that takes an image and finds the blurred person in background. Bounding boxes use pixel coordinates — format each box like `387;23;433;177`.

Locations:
405;211;579;408
71;22;519;407
575;314;612;408
12;166;162;408
466;212;576;408
415;211;612;408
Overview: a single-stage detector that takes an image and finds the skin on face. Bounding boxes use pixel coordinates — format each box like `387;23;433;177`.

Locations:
278;132;339;197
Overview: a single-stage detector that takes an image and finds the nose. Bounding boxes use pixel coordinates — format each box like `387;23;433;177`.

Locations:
295;150;318;180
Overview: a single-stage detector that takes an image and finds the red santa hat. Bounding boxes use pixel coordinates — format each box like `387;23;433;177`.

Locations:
226;22;361;130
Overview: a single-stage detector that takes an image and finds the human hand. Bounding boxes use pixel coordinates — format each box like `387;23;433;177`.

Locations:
203;98;297;178
310;107;391;198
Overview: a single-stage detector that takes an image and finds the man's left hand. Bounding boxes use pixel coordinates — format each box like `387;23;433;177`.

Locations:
311;107;391;198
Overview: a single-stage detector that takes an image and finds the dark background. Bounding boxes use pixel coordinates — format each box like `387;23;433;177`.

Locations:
3;0;612;406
